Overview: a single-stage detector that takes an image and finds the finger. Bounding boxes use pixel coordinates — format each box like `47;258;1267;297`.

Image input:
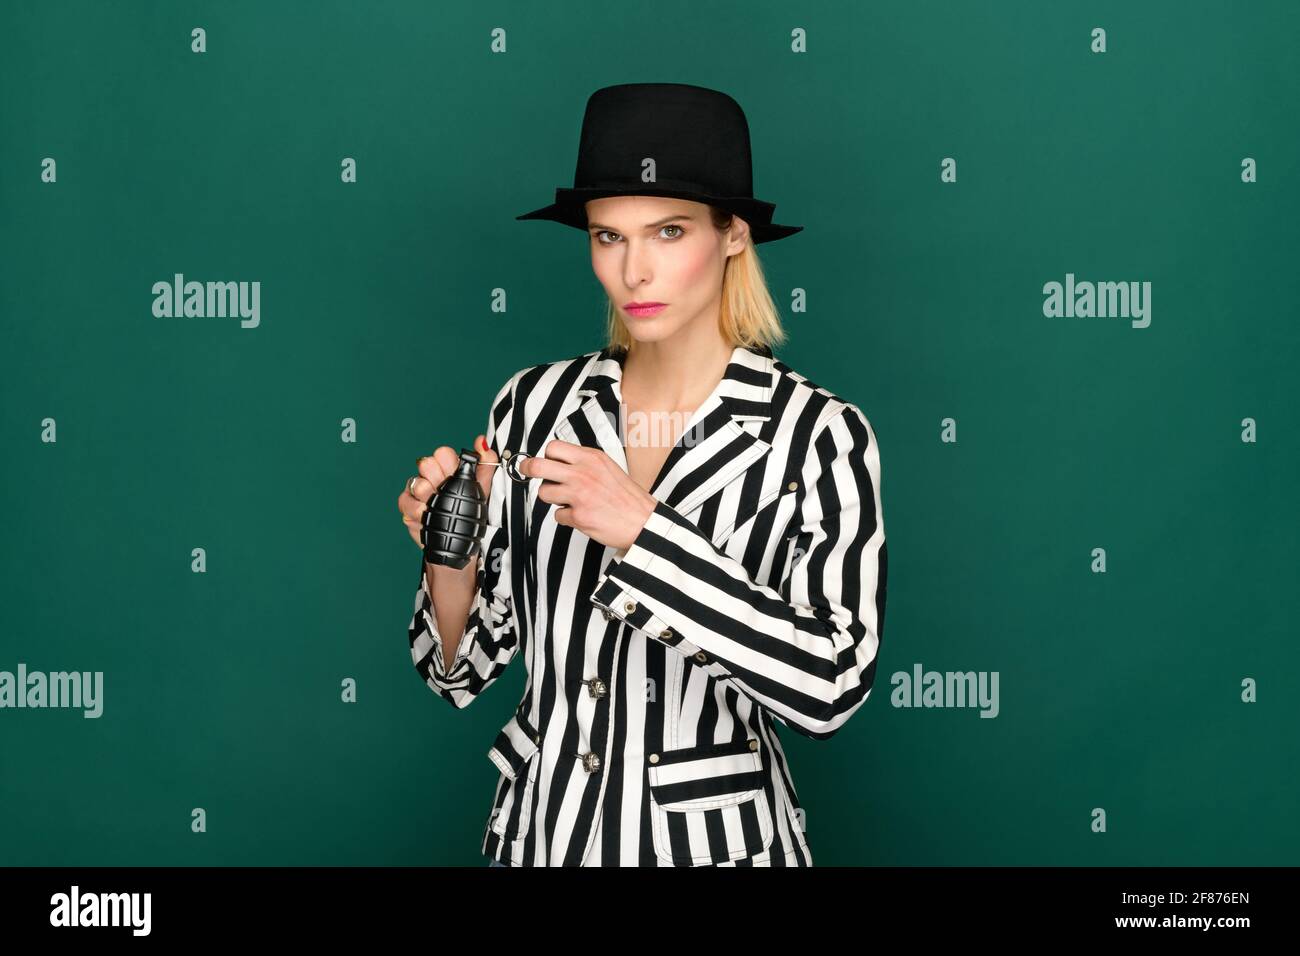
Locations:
397;495;423;535
404;515;423;546
398;490;427;530
402;474;438;512
535;438;590;464
520;454;578;485
473;434;497;498
429;446;461;482
413;446;464;512
416;450;452;488
536;478;579;507
406;446;454;524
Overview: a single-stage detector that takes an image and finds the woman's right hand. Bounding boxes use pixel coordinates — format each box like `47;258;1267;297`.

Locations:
399;434;499;548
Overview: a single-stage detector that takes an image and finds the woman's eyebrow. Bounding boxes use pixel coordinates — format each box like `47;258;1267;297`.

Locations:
587;215;692;231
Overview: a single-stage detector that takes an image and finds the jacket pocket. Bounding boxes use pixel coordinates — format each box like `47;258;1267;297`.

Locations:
711;483;799;549
646;737;775;865
486;705;541;842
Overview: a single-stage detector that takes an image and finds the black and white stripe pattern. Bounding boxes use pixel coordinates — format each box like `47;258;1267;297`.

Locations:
408;343;888;866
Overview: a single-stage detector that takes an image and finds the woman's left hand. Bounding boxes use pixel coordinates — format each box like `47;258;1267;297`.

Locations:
519;439;657;554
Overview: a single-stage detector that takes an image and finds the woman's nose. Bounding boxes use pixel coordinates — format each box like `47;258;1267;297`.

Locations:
622;242;652;286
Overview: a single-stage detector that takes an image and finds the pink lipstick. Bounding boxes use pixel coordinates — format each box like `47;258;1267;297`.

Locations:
623;301;667;318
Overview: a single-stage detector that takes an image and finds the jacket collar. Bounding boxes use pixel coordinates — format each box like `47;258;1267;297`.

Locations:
575;342;776;423
545;343;778;520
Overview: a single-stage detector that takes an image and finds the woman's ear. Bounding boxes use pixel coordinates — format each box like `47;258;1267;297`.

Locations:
726;216;751;255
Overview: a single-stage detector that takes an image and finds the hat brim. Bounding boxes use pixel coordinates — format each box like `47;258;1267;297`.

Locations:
516;186;802;243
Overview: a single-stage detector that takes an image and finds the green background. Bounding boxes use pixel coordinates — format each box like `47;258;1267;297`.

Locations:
2;0;1296;865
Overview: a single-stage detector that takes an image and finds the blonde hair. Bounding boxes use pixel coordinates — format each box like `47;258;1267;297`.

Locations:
604;205;788;353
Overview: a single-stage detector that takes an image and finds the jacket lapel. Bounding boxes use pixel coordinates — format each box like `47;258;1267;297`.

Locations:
543;344;776;524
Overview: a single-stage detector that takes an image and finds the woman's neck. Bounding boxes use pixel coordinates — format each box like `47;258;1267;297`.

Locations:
621;333;734;415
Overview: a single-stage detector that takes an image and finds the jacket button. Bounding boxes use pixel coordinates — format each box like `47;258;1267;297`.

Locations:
648;753;659;764
788;480;798;492
748;739;758;751
581;752;602;773
624;600;637;613
586;677;607;699
693;651;708;664
660;628;673;640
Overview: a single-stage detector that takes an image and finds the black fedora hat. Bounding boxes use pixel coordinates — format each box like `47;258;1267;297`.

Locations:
516;82;803;244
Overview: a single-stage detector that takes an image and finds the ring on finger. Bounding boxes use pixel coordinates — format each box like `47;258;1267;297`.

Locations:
407;475;420;497
505;453;530;483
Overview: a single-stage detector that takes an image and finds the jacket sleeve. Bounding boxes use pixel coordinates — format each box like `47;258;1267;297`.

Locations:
589;403;887;739
408;371;522;709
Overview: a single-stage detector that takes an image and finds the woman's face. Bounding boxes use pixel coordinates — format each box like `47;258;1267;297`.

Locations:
585;195;748;344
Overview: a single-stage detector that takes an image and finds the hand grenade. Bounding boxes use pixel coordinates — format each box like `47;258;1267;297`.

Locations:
421;448;488;569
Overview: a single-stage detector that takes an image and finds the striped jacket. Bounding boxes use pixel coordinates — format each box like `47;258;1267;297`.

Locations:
408;342;888;866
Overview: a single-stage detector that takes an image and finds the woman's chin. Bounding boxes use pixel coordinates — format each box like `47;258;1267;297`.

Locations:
620;316;678;343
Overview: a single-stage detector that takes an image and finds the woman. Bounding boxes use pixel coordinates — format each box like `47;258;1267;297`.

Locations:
397;84;887;866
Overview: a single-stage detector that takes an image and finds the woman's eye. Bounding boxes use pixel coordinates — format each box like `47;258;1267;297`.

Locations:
593;225;683;244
